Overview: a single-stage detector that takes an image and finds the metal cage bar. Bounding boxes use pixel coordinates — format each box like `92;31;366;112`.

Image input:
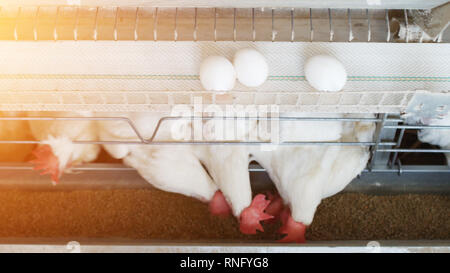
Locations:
0;114;448;175
3;114;449;154
1;6;445;43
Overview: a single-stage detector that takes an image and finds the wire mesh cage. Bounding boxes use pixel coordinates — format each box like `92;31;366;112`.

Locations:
0;5;448;42
0;2;448;182
0;0;447;253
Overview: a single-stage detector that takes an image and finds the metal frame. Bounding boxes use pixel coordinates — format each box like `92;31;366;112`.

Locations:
0;5;447;179
0;2;447;252
1;0;447;9
1;6;446;43
0;162;449;191
0;237;447;253
0;239;448;253
0;115;389;146
1;114;449;175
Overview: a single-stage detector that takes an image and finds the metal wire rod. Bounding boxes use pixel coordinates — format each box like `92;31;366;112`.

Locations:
174;7;178;41
389;127;405;167
0;162;448;174
385;9;390;42
396;158;403;175
14;7;21;41
368;113;388;171
328;8;333;42
74;6;80;41
93;7;99;41
404;9;409;43
153;7;158;41
379;148;450;153
233;8;236;42
384;124;450;130
251;8;255;42
271;8;275;42
0;139;398;146
366;9;371;42
134;7;139;41
309;8;313;41
347;8;353;42
113;7;119;41
290;8;294;42
193;7;197;41
53;6;59;41
0;115;399;123
214;7;217;42
33;6;40;41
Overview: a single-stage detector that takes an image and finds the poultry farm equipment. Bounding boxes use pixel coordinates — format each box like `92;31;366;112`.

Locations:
0;0;448;252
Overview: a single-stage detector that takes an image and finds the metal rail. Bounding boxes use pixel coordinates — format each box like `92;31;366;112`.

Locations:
0;163;449;194
1;114;449;175
0;239;448;253
1;162;449;174
0;6;445;43
1;115;447;146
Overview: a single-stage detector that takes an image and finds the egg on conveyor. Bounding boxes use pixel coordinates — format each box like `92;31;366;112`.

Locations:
233;48;269;87
199;56;236;91
304;55;347;92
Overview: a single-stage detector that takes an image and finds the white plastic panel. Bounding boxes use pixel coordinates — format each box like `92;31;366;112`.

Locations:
0;41;447;112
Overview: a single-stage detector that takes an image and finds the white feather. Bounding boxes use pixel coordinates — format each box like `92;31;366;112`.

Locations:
101;112;218;202
124;145;217;201
28;111;100;170
195;116;258;216
417;114;450;165
250;113;375;225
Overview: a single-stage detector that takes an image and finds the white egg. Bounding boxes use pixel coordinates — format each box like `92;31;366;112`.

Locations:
233;48;269;87
199;56;236;91
304;55;347;92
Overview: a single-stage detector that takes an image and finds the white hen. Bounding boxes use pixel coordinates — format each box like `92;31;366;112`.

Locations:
96;112;166;159
194;114;274;234
97;112;218;202
278;112;344;142
416;114;450;166
124;145;218;202
28;111;100;183
250;113;374;242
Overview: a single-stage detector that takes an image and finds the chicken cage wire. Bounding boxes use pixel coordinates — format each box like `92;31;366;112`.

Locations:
0;2;448;184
